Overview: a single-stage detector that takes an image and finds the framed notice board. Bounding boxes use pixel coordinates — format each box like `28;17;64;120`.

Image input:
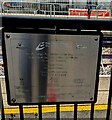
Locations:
2;29;102;105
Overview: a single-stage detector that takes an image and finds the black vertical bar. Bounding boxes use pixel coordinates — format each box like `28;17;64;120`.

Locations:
106;68;112;120
74;104;77;120
1;100;5;120
19;105;24;120
56;103;60;120
90;103;95;120
38;104;42;120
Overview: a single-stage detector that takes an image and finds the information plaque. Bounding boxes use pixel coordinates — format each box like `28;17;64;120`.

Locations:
3;32;102;104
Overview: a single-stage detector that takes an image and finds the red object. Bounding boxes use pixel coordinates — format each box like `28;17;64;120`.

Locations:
69;9;111;17
47;80;58;102
5;3;11;7
48;93;57;102
104;12;110;16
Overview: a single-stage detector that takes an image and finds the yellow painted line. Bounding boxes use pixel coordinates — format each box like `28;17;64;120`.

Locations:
4;104;112;114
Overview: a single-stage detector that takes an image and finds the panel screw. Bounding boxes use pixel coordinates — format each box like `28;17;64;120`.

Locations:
20;78;23;80
94;38;98;41
90;97;93;100
6;34;10;39
11;98;16;103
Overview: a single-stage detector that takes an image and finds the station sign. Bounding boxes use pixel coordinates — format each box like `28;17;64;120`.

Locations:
3;31;102;105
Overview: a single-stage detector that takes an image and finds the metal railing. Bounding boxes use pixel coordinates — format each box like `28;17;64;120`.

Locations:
0;73;111;119
1;1;112;19
0;16;112;120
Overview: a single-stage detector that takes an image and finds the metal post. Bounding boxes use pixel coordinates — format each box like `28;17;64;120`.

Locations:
96;9;99;19
53;4;55;17
74;104;77;120
19;105;24;120
38;104;42;120
90;103;95;120
50;4;52;17
106;68;112;120
87;7;91;19
56;103;60;120
1;101;5;120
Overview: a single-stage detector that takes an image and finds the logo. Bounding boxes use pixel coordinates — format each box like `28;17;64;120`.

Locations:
76;45;87;49
36;42;50;51
35;41;68;51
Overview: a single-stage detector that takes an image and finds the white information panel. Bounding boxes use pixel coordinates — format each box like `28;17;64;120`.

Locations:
4;33;101;104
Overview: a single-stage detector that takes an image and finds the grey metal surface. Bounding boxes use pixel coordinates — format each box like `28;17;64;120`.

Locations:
4;33;100;104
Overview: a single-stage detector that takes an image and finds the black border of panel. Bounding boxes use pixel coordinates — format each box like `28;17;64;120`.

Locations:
1;16;112;31
2;28;103;105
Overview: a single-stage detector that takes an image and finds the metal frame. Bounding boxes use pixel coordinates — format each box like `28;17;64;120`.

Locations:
1;16;112;30
2;28;103;105
1;16;112;120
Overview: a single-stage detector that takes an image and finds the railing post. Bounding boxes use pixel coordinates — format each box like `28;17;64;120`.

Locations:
106;68;112;120
38;104;42;120
1;101;5;120
74;104;77;120
19;105;24;120
90;103;95;120
50;4;52;17
53;4;55;17
56;103;60;120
